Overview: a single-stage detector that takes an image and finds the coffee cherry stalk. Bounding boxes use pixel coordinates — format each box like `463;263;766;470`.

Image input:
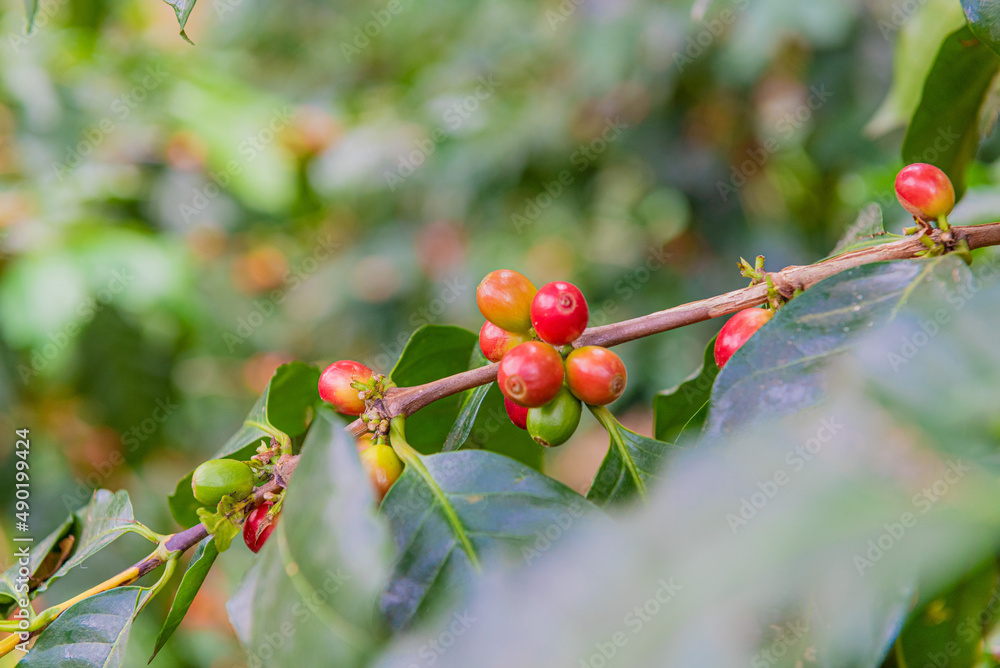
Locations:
9;192;996;657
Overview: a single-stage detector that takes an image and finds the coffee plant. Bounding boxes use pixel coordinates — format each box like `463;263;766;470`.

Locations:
8;2;1000;668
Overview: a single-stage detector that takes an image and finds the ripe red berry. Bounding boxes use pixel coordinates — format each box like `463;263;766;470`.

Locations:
318;360;374;415
895;163;955;221
504;396;529;430
243;502;277;553
530;281;588;346
479;322;531;363
496;341;565;408
476;269;537;333
565;346;627;405
714;308;774;369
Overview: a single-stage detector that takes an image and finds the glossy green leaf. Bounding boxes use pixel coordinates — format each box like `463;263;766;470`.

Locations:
374;272;1000;666
21;587;144;667
442;350;491;452
887;561;1000;668
0;515;74;616
866;0;966;136
379;447;596;630
168;362;319;527
23;0;38;33
36;490;137;595
902;26;1000;198
653;335;718;444
160;0;196;43
705;257;968;438
963;0;1000;57
390;325;478;453
229;409;392;667
460;384;543;469
149;538;219;661
587;406;681;507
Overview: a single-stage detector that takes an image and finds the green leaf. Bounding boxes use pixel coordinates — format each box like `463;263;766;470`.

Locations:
889;561;1000;668
825;204;903;259
168;362;320;527
963;0;1000;57
653;335;719;444
36;490;137;595
587;405;681;507
902;26;1000;199
149;538;219;662
264;361;321;438
866;0;967;136
379;447;596;630
390;325;478;453
705;257;968;438
442;350;491;452
23;0;38;33
21;587;144;667
460;384;544;469
160;0;196;44
0;515;74;616
228;408;392;667
195;506;240;553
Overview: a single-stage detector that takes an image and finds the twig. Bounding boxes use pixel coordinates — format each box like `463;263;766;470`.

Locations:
347;222;1000;437
0;457;298;658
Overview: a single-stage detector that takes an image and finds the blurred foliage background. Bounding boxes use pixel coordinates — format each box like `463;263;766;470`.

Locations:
1;0;998;664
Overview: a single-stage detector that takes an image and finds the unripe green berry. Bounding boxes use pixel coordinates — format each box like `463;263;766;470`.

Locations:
192;459;255;506
527;387;581;447
360;443;404;501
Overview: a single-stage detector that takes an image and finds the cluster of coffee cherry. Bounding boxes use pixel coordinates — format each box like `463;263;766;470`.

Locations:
477;270;627;447
190;458;278;553
318;360;402;501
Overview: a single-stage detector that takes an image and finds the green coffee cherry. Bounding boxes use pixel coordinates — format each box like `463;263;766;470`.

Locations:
192;459;255;506
527;387;582;447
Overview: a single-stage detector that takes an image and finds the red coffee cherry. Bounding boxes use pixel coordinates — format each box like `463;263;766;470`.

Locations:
496;341;565;408
565;346;627;405
714;308;774;369
530;281;588;346
318;360;374;415
476;269;537;333
243;502;278;554
504;396;529;430
895;163;955;221
479;322;531;363
360;443;404;502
